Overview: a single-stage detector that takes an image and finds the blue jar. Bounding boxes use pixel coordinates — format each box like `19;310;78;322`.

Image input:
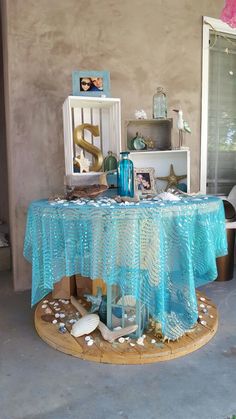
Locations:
117;151;134;197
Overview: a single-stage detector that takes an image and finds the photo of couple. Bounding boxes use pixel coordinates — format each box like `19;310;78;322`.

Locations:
80;77;103;92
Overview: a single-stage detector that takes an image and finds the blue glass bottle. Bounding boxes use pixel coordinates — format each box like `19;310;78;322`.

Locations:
117;151;134;197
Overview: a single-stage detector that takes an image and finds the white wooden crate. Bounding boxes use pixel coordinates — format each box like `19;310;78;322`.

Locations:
63;96;121;185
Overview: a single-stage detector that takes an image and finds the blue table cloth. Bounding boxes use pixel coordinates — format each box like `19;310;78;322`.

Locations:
24;194;227;339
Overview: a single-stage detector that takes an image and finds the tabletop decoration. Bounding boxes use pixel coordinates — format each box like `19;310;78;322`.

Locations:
155;164;187;191
134;167;156;196
66;184;108;200
24;195;227;341
74;124;104;172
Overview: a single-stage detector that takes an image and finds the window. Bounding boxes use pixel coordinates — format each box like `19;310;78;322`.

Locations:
201;17;236;195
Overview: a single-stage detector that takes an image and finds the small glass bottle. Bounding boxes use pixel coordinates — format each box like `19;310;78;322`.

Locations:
117;151;134;197
153;87;167;119
103;151;118;171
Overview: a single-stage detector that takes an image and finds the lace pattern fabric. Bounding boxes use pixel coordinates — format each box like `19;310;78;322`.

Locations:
24;195;227;339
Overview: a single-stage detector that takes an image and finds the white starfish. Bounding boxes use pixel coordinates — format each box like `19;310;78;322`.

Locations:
74;149;90;173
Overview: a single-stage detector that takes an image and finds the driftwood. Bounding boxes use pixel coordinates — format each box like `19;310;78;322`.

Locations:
70;296;138;343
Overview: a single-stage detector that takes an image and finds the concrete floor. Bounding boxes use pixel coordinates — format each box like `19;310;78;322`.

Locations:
0;270;236;419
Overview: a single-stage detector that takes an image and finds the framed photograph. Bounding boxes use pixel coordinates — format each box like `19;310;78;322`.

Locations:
134;167;156;195
72;70;110;97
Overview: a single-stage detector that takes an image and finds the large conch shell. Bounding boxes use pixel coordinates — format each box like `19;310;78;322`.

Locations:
70;296;138;343
71;313;100;337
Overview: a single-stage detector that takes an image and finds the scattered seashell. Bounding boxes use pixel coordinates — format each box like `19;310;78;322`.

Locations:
210;315;214;319
70;314;100;338
41;304;47;309
58;326;67;334
43;300;49;304
55;313;60;318
128;317;135;322
55;308;60;311
49;301;55;305
59;322;65;327
125;337;130;341
200;320;207;326
199;303;205;308
142;334;146;339
41;314;54;323
199;315;203;318
137;337;144;346
202;308;208;314
199;297;206;302
130;342;135;347
207;305;211;309
54;302;59;306
69;319;76;324
64;301;69;305
52;319;57;324
85;336;91;342
87;339;94;346
59;313;65;318
151;339;156;344
45;308;52;314
118;337;125;344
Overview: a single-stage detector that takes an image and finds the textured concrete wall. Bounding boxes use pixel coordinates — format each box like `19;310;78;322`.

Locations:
2;0;224;290
0;9;9;224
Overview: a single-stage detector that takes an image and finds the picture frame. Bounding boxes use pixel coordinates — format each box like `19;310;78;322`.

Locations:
134;167;156;195
72;70;110;97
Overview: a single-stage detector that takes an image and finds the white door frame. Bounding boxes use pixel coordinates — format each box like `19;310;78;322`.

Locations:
200;16;236;194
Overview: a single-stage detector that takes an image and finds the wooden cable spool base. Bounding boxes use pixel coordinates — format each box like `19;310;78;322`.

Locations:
34;291;218;364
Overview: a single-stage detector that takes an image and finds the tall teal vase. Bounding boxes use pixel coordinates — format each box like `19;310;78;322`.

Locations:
117;151;134;197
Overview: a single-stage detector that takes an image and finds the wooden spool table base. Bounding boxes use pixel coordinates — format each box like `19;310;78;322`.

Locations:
35;291;218;364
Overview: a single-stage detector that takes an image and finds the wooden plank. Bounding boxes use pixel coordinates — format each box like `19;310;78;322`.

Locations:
34;291;219;364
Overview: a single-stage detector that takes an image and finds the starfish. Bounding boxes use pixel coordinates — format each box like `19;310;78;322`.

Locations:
74;149;90;173
156;164;187;191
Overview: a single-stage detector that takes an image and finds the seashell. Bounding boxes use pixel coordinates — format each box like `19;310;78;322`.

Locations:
130;342;135;347
45;308;52;314
59;326;67;334
202;308;208;314
87;339;94;346
200;320;207;326
199;315;203;318
41;304;47;309
70;314;100;337
54;302;59;306
85;336;91;342
41;314;54;323
59;313;65;318
52;319;57;324
55;313;60;318
69;319;76;324
59;322;65;327
199;297;206;302
199;303;205;308
137;337;144;346
49;301;55;305
151;339;156;344
55;308;60;311
118;337;125;344
210;315;214;319
117;295;136;307
43;300;49;304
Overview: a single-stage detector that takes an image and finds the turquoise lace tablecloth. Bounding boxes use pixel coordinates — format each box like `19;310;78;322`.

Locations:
24;194;227;339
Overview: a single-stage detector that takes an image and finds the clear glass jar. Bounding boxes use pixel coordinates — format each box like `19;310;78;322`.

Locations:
117;151;134;197
153;87;167;119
